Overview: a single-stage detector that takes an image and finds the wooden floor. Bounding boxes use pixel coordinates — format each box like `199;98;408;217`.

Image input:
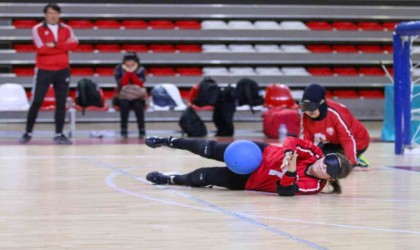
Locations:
0;139;420;249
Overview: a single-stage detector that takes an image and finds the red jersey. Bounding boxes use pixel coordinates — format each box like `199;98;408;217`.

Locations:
32;22;78;70
245;137;327;195
301;100;370;165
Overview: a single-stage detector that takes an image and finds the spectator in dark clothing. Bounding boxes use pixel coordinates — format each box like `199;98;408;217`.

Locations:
114;52;147;138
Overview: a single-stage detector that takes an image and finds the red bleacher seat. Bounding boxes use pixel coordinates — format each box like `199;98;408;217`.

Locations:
358;45;384;53
176;67;203;76
67;20;94;29
148;67;176;76
95;44;121;52
121;20;148;29
357;22;383;31
102;89;117;100
359;90;384;98
13;44;36;52
359;67;385;76
73;44;94;52
13;67;34;76
383;45;393;53
149;44;175;53
176;44;202;53
71;67;94;76
332;21;358;31
149;20;175;29
332;90;360;98
332;45;358;53
179;89;190;99
383;22;399;31
325;90;333;99
386;66;394;75
175;20;201;29
333;67;359;76
307;67;334;76
305;21;333;30
189;84;214;110
13;19;38;28
306;45;333;53
95;20;121;29
96;67;115;76
122;44;149;52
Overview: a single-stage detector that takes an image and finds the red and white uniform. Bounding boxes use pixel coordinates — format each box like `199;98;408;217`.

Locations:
32;22;78;70
245;137;327;195
301;100;370;165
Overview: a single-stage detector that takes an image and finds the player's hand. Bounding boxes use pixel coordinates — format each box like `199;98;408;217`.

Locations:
129;63;139;72
281;151;293;169
66;37;77;43
46;42;55;48
287;152;298;172
122;64;130;72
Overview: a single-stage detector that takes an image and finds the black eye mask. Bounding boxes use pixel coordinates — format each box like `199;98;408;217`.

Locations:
324;154;342;178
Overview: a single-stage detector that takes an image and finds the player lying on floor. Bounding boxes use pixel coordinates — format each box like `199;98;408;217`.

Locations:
145;136;352;196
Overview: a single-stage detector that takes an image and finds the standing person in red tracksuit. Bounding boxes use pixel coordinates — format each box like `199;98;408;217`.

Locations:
144;136;352;196
20;3;78;144
114;52;147;138
300;84;370;167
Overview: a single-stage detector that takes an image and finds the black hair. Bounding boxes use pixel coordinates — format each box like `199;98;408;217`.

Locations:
122;52;140;64
43;3;61;14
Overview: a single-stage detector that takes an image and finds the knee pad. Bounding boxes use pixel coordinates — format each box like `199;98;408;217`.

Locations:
198;140;216;159
188;170;208;187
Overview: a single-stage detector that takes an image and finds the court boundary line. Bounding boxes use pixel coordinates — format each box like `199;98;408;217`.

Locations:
85;157;328;250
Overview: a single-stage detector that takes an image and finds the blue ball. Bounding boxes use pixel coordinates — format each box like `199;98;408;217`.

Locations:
224;140;263;174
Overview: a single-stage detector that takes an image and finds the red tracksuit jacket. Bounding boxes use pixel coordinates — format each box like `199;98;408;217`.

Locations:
245;137;327;195
301;100;370;165
32;22;78;70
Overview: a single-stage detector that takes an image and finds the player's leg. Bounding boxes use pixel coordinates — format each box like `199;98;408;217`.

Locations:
131;99;145;137
119;99;131;138
52;68;72;144
146;137;269;162
147;167;250;190
20;69;54;143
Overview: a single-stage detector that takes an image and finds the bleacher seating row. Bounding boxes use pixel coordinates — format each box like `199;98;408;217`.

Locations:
1;3;417;121
11;66;392;76
10;43;396;54
11;19;399;31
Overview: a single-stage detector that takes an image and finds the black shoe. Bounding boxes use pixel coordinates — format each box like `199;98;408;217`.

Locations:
145;136;174;148
139;129;146;138
53;133;72;145
121;129;128;139
19;132;32;144
146;171;171;185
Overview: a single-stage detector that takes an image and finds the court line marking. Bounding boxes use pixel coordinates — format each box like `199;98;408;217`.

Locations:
85;157;328;250
4;153;420;236
107;167;420;236
100;160;420;237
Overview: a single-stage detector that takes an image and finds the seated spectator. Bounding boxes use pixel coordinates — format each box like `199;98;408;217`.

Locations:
114;52;147;138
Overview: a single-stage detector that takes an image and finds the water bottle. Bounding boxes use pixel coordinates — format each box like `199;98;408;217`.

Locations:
278;124;288;144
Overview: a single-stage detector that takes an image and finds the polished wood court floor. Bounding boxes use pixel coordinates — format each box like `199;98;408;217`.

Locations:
0;138;420;249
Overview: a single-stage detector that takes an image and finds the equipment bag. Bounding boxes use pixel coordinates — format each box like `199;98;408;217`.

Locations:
235;78;264;113
179;106;207;137
76;78;103;114
192;77;221;107
262;107;301;139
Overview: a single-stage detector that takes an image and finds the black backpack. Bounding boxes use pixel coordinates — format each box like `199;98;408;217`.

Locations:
213;85;236;136
192;77;221;107
76;78;103;114
179;107;207;137
235;78;264;113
